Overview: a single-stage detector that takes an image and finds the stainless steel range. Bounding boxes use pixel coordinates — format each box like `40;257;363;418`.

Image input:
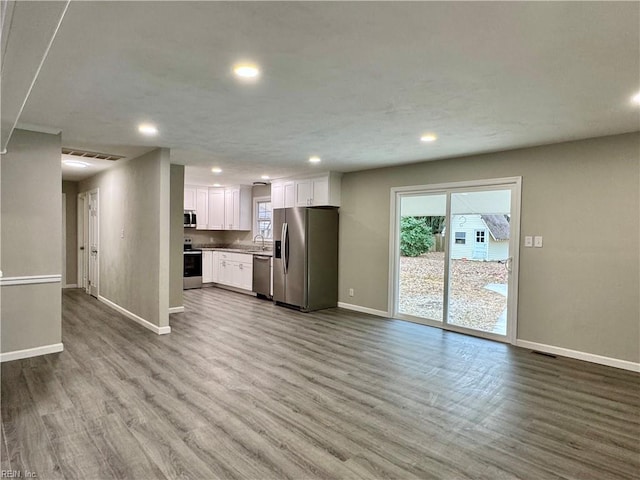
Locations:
183;239;202;289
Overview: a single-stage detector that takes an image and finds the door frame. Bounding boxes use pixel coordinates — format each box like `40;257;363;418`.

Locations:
88;188;99;297
77;192;86;291
62;193;66;286
388;176;522;344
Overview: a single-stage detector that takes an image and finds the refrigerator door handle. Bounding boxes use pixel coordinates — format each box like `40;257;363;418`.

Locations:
282;222;288;275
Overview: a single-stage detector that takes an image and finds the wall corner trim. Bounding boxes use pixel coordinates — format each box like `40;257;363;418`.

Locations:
0;343;64;363
515;339;640;372
337;302;390;318
169;306;185;314
98;295;171;335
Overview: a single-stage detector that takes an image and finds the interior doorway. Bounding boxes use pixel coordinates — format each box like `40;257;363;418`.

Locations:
77;189;99;297
390;177;521;343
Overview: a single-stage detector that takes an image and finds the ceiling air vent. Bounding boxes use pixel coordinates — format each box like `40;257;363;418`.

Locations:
62;147;124;161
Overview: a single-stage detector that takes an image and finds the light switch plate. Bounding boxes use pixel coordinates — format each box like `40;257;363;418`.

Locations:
524;236;533;247
534;236;543;248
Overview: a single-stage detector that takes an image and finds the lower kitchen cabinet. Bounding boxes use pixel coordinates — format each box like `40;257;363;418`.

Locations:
218;252;252;291
202;250;219;283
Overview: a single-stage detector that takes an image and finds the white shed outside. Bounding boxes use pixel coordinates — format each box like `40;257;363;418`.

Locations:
450;214;510;261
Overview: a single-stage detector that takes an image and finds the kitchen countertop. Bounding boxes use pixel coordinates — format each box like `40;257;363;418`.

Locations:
197;247;273;257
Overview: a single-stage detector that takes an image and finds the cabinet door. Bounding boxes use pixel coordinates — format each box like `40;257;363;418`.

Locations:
239;262;253;290
184;186;196;210
311;176;329;205
208;189;225;229
211;251;219;283
202;251;213;283
294;180;311;206
271;182;284;209
283;181;295;208
196;188;209;229
224;189;235;230
219;259;230;285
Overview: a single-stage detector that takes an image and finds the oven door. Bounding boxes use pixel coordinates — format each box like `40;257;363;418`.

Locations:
183;251;203;289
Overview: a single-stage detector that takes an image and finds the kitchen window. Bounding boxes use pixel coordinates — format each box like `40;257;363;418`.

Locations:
253;196;273;241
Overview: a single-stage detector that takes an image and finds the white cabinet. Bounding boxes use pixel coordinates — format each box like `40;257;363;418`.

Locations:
202;251;214;283
184;186;196;210
271;182;283;209
208;189;225;230
185;184;251;231
202;250;219;283
295;176;331;206
218;252;252;290
272;173;341;208
195;187;209;229
271;181;295;209
224;186;252;230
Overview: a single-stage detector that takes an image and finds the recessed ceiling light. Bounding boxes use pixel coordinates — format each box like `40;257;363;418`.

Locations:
213;183;221;187
211;167;222;173
233;63;260;79
138;123;158;136
63;160;89;168
632;91;640;105
261;175;270;180
309;156;321;164
420;133;437;143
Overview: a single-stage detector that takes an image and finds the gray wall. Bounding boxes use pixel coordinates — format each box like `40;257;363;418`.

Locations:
339;132;639;363
62;180;78;285
79;148;171;328
1;129;62;353
170;164;184;309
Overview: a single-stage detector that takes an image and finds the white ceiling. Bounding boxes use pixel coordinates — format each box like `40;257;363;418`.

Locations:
10;1;640;184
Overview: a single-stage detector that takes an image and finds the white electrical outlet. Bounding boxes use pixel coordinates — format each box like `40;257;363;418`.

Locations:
120;228;125;239
524;236;533;247
534;236;543;248
349;288;354;297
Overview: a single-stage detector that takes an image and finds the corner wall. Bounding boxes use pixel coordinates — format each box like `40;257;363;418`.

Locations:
1;129;62;359
170;164;184;309
79;148;171;332
339;132;640;365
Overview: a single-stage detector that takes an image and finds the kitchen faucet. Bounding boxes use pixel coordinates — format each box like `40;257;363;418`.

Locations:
253;234;266;250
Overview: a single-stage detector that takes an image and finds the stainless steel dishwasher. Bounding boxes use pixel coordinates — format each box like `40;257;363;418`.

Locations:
252;255;272;298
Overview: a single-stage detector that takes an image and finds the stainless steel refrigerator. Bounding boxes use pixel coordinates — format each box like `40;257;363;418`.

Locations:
273;207;339;312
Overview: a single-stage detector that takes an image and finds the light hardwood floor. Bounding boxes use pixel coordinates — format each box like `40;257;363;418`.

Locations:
1;288;639;479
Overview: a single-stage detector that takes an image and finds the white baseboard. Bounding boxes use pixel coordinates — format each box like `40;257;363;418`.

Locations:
337;302;389;318
515;340;640;373
63;284;78;289
0;343;64;363
98;295;171;335
169;306;185;314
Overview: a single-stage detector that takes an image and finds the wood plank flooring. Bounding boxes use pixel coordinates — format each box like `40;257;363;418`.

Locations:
1;287;639;479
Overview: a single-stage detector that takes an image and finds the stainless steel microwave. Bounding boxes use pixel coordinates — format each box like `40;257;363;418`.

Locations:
184;210;196;228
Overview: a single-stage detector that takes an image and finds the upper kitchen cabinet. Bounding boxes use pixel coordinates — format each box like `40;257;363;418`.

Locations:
272;172;341;208
195;187;209;230
185;184;251;231
271;180;295;209
184;186;196;210
225;186;252;230
208;188;225;230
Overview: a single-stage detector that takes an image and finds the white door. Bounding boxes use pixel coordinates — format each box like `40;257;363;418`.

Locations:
88;189;99;298
62;194;66;286
77;193;86;290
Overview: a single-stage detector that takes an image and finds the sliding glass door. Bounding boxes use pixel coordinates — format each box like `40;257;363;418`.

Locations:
392;179;520;342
